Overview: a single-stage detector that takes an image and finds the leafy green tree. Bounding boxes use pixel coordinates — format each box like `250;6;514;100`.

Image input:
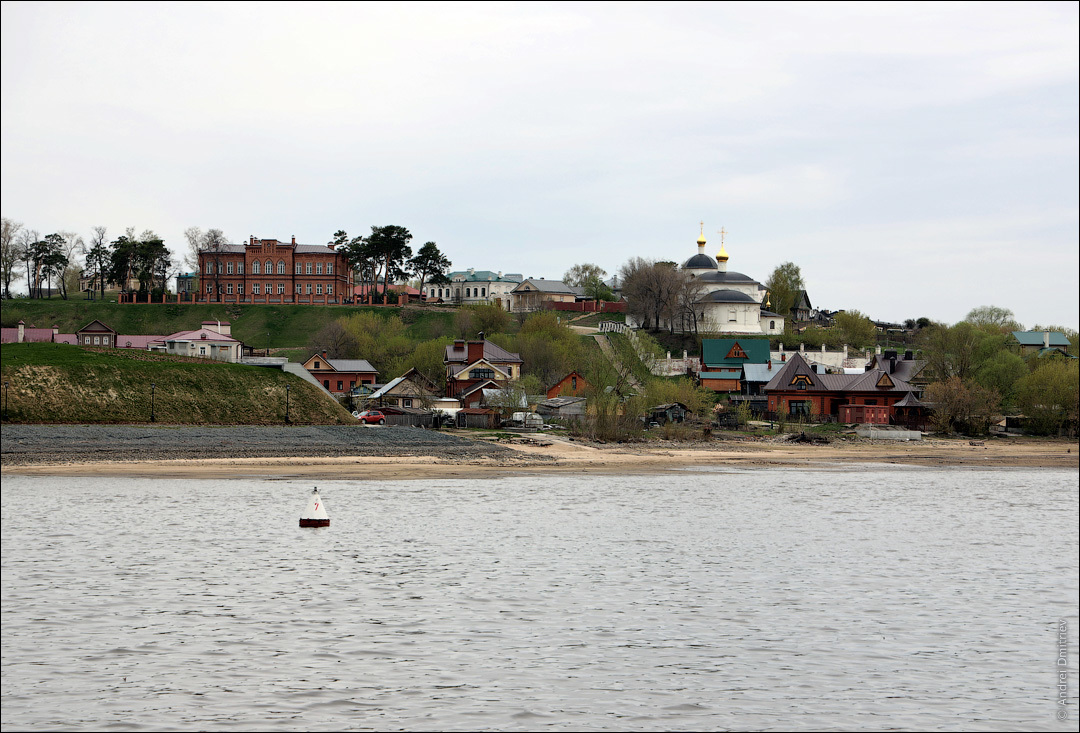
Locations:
833;309;877;349
974;350;1028;407
470;303;512;336
409;241;452;297
1014;360;1079;436
765;262;805;317
925;377;1000;435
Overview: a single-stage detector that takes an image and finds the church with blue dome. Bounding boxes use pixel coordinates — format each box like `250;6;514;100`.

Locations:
680;225;784;336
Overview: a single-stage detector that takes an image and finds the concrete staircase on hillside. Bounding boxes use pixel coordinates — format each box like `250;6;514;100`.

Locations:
240;357;336;399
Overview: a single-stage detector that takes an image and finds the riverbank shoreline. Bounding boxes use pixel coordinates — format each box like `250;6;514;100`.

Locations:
2;425;1075;478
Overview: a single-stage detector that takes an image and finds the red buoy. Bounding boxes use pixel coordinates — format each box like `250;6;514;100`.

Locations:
299;487;330;527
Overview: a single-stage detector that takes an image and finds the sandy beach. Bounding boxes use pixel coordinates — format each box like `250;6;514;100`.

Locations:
2;427;1075;479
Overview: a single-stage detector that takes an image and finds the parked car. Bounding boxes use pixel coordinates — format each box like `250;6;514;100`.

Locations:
356;410;386;425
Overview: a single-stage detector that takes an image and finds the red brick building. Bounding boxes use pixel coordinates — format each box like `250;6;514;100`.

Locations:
302;352;379;394
197;236;350;304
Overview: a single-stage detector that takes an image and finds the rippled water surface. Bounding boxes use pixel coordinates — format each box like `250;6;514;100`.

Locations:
3;467;1078;731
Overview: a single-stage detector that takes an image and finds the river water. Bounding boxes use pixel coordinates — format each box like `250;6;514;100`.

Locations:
2;467;1077;731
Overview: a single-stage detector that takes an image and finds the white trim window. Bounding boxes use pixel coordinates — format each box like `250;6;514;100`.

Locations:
252;283;260;294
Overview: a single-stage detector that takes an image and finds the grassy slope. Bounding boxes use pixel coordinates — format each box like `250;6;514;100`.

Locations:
0;343;354;424
1;300;456;349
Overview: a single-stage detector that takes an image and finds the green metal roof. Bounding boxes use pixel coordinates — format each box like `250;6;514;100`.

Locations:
702;338;771;368
1011;331;1070;347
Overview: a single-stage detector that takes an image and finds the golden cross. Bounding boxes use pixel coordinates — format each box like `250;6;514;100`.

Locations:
699;221;704;237
718;226;727;245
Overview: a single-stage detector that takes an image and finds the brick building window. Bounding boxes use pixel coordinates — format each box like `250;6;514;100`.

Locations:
237;284;244;294
306;263;312;275
296;264;302;275
305;284;312;294
252;261;260;275
227;284;233;294
316;284;323;295
252;283;260;295
264;259;272;273
327;285;333;295
277;260;286;274
316;263;323;275
206;284;212;293
237;263;244;274
227;262;234;274
296;283;302;294
277;283;285;294
326;263;333;274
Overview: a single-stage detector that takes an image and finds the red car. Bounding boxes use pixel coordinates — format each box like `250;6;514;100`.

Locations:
356;410;386;425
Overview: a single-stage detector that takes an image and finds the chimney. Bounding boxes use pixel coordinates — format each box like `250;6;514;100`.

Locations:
1044;330;1050;349
889;356;896;373
249;235;255;245
291;235;296;245
453;339;465;352
322;351;328;359
767;360;772;370
467;340;484;363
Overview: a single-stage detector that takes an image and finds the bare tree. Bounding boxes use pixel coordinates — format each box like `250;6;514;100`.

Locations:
17;229;40;297
619;257;689;331
185;227;229;301
1;218;23;298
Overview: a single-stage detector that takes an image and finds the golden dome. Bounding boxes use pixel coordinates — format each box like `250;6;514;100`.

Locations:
697;233;707;245
716;243;729;262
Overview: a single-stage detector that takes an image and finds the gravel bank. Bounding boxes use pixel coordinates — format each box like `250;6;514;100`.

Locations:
0;425;522;466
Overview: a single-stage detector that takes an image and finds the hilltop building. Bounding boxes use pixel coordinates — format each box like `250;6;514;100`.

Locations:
196;236;350;305
429;269;523;309
629;226;784;335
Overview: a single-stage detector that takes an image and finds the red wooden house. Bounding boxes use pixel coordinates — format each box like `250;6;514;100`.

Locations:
763;352;916;424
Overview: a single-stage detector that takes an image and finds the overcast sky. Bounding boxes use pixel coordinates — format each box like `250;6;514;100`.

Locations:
3;2;1077;328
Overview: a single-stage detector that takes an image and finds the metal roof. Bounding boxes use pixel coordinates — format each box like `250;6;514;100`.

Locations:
513;278;577;294
696;289;757;304
327;359;377;373
682;253;717;269
695;270;758;284
1011;331;1071;347
444;340;523;364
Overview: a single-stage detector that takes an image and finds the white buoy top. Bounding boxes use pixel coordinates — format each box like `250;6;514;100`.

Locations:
301;488;329;520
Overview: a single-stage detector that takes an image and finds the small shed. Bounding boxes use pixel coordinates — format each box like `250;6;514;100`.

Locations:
457;407;500;429
379;405;437;428
537;396;587;421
